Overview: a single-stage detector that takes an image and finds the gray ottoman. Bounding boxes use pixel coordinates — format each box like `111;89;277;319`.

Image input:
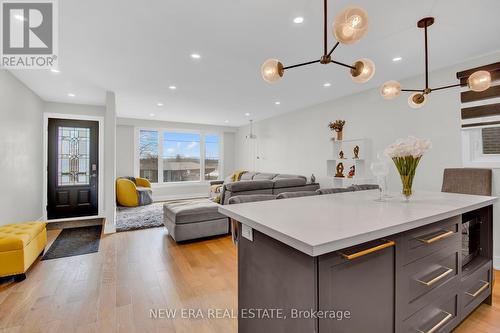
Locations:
163;199;229;242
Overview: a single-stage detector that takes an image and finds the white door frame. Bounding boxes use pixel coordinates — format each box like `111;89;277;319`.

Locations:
42;113;105;222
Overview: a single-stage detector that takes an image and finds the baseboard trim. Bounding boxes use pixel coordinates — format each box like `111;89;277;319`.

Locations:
494;256;500;270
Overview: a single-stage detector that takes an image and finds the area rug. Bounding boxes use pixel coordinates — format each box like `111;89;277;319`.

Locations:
42;225;102;260
116;199;210;232
116;202;166;232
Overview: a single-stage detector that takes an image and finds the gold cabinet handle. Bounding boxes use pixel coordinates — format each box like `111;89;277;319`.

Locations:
416;230;454;244
338;240;395;260
416;311;453;333
416;267;453;287
466;280;490;298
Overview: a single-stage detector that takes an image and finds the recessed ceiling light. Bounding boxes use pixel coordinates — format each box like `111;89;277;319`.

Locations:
293;17;304;24
50;68;60;73
323;82;331;87
224;120;229;123
157;102;164;107
392;57;402;62
169;85;177;90
245;113;251;117
67;93;75;97
150;113;156;117
275;101;281;105
190;53;201;59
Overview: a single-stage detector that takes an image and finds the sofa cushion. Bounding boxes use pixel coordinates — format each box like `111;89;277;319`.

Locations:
273;174;307;181
224;180;274;192
228;194;277;204
253;173;277;180
163;200;226;224
273;177;307;189
349;184;379;191
273;183;320;195
317;187;354;195
276;191;318;199
240;172;257;181
0;222;46;251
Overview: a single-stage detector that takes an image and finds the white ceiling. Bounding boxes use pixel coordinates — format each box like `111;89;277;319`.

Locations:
11;0;500;127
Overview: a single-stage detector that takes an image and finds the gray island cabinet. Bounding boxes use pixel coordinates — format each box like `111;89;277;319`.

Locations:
219;191;497;333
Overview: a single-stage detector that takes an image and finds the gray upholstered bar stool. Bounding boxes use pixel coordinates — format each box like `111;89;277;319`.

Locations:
441;168;492;196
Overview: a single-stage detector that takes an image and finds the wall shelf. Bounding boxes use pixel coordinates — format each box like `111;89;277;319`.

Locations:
327;138;374;186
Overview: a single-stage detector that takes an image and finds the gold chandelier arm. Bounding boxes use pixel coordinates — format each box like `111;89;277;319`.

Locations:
283;59;321;70
330;60;356;70
431;83;462;92
327;42;340;58
402;89;425;92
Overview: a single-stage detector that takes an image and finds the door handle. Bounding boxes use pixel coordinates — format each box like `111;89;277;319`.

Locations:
416;311;453;333
416;230;454;244
466;280;490;298
338;240;395;260
416;267;453;287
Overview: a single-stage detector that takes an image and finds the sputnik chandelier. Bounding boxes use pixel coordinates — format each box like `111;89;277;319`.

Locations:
380;17;492;108
261;0;375;84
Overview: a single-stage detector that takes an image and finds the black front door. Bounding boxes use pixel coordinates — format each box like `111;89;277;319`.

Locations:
47;119;99;219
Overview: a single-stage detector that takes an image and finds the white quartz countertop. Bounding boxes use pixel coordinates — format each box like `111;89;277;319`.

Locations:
218;190;497;256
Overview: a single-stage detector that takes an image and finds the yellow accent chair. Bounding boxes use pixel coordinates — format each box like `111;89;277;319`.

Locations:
116;177;153;207
0;222;47;282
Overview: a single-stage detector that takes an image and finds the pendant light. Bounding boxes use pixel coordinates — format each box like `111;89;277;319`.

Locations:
380;17;492;108
261;0;374;84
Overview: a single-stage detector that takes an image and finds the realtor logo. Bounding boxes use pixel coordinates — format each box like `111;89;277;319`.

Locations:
1;0;58;69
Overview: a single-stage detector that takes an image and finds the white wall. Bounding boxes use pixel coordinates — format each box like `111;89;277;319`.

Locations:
116;117;237;200
235;52;500;269
0;70;44;224
44;101;105;117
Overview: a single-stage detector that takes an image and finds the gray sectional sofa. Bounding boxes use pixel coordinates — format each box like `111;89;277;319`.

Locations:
219;172;320;205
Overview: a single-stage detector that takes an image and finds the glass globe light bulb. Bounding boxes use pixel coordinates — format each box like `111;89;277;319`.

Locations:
468;70;491;92
350;58;375;83
261;59;284;83
408;93;427;109
380;81;401;100
332;6;369;44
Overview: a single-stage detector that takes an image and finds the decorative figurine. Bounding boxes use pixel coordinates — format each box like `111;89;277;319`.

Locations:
339;150;345;159
353;145;360;159
311;174;316;183
328;120;346;141
335;162;345;178
348;165;356;178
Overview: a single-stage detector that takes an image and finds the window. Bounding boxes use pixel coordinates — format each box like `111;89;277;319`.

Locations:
462;125;500;167
481;127;500;154
205;134;220;180
163;132;201;182
139;130;158;183
137;129;222;184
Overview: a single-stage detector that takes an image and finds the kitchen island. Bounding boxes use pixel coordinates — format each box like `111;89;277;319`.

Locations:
218;190;497;333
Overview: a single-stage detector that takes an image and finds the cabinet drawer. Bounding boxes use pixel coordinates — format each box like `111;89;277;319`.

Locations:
461;260;492;320
400;294;459;333
398;216;460;266
398;246;459;318
319;239;395;333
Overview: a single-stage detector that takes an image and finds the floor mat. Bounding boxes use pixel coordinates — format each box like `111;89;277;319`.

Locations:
42;225;102;260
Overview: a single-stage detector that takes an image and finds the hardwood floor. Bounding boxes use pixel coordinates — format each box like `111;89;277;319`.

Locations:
0;227;498;332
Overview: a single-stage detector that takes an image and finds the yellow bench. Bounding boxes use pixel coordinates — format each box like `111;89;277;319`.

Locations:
0;222;47;281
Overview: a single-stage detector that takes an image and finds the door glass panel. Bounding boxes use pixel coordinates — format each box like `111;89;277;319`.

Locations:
58;127;90;186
